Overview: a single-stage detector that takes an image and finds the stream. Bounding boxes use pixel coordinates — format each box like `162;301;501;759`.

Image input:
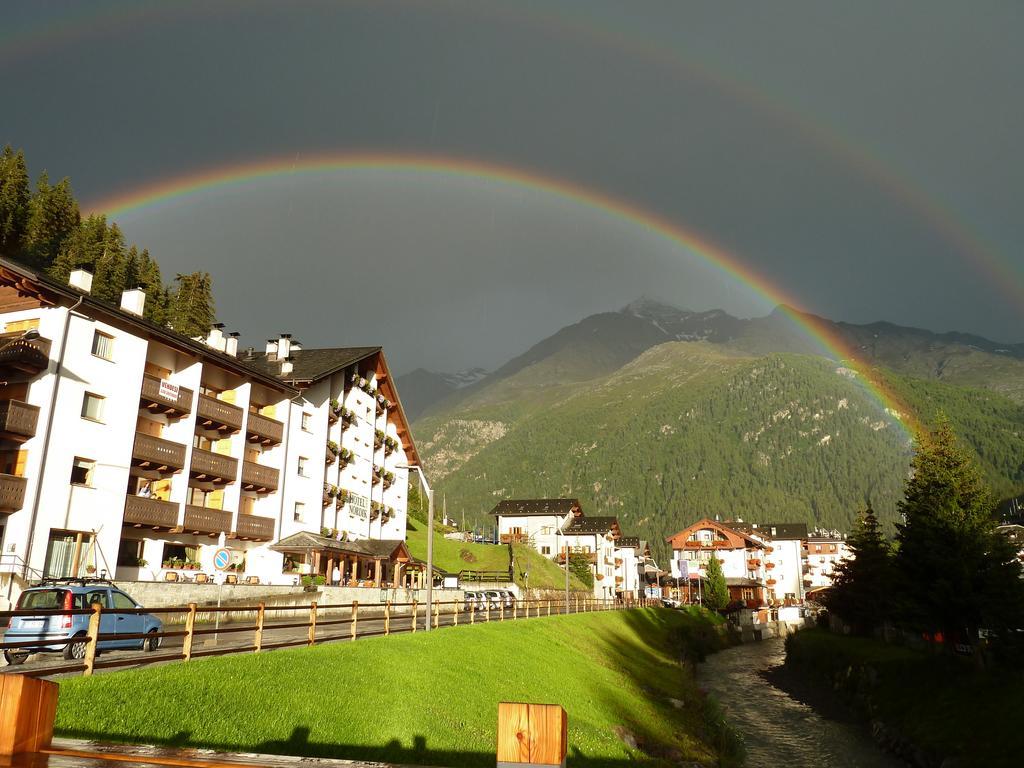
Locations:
697;637;903;767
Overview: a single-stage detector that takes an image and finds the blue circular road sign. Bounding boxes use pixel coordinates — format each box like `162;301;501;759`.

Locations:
214;548;231;571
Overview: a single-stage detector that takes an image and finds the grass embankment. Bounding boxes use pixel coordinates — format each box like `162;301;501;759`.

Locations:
406;520;589;591
786;629;1019;767
56;608;739;767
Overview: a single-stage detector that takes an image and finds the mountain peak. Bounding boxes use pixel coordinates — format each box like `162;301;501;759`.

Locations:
621;296;689;318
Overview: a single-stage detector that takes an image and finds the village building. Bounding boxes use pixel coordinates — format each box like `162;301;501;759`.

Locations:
802;530;851;590
491;498;582;557
665;518;768;608
732;522;807;605
559;515;622;600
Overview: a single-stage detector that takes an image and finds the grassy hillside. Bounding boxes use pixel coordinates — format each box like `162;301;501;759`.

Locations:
417;342;1024;561
56;608;741;767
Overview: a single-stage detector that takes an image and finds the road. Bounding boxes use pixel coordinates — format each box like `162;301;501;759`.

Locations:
1;600;592;678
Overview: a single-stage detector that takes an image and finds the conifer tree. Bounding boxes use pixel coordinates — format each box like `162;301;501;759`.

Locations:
703;555;729;611
895;417;1024;650
23;174;80;269
168;271;216;337
48;214;108;282
824;506;893;634
0;145;30;254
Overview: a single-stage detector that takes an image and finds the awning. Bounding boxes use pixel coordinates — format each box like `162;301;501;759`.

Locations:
270;532;410;561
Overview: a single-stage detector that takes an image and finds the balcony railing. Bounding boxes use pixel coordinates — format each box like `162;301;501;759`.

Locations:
0;399;39;441
241;461;279;492
139;374;194;417
557;551;598;564
196;394;243;433
0;333;51;378
234;513;275;541
123;495;179;530
132;432;186;472
183;505;233;536
246;411;284;445
499;533;529;544
0;473;27;513
190;448;238;483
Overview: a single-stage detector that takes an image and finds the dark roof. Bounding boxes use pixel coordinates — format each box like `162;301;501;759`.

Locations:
249;346;381;384
732;522;809;541
271;532;409;560
563;516;621;536
0;258;295;394
725;577;765;587
617;536;640;548
491;498;582;517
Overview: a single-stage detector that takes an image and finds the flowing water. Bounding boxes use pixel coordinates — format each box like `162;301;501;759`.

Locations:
697;638;903;768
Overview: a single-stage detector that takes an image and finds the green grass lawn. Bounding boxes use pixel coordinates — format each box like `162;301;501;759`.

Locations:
55;608;739;767
787;629;1020;767
406;520;589;592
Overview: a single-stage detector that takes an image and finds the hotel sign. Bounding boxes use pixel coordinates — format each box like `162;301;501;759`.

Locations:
349;493;369;520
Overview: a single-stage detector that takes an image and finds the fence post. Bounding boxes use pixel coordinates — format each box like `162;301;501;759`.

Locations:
470;602;475;624
182;603;197;661
82;603;102;676
433;600;440;629
254;602;265;653
307;601;318;646
411;600;418;632
486;600;491;623
547;600;551;617
453;599;459;627
575;597;579;613
351;601;359;641
384;600;391;635
499;601;504;622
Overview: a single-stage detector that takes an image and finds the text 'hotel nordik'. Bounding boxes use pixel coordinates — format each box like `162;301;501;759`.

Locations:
0;258;423;606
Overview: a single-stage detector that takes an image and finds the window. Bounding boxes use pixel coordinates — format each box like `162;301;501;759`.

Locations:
91;330;114;360
81;392;104;422
297;456;308;477
294;502;305;522
540;546;551;555
70;457;95;486
301;412;312;432
111;591;137;610
117;539;144;567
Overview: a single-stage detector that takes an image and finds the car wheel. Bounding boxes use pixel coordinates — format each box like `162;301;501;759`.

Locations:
64;633;88;661
143;629;160;652
3;649;29;665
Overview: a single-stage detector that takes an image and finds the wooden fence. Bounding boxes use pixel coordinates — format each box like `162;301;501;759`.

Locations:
1;596;657;679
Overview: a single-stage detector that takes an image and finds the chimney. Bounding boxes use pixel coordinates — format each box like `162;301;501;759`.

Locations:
278;333;292;360
225;332;240;357
281;357;294;376
265;339;278;360
206;323;226;352
69;269;93;293
120;288;145;316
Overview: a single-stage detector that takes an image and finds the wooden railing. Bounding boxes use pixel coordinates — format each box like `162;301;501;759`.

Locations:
234;513;275;541
123;496;179;529
556;551;598;564
196;394;243;432
241;461;279;492
182;505;233;536
132;432;186;471
499;533;529;544
246;411;284;445
139;374;193;415
0;332;51;375
0;399;39;440
190;448;238;483
0;473;27;513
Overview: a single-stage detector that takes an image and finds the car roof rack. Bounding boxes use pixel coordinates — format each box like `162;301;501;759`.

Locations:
32;576;115;588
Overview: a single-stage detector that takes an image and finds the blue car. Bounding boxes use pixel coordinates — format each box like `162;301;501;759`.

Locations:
3;579;163;665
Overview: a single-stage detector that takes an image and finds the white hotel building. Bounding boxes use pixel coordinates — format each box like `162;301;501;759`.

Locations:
0;259;419;607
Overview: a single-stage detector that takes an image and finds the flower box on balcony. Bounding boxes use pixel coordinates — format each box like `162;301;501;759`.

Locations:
338;447;354;468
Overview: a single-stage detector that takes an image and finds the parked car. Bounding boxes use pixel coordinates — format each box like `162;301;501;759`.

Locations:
463;591;482;612
483;589;515;610
3;579;163;665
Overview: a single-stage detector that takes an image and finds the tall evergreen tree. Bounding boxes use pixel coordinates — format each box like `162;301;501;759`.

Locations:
0;145;30;255
92;222;128;303
895;417;1024;651
824;506;893;634
703;555;729;611
49;214;108;281
168;271;216;337
23;174;80;269
136;249;169;324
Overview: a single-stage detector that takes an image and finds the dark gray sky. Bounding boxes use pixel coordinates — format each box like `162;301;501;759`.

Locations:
3;0;1022;373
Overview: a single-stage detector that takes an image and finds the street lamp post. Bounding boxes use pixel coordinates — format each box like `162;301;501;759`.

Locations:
397;464;434;631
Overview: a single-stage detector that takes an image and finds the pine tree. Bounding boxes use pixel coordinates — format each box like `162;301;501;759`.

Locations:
136;250;169;324
0;145;30;255
895;417;1024;651
49;214;108;282
168;271;216;337
704;555;729;611
824;506;893;634
23;174;80;269
92;222;128;303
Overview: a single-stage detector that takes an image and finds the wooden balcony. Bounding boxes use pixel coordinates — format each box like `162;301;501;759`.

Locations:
747;559;762;569
139;374;193;417
196;394;243;434
0;399;39;442
0;333;50;379
241;461;278;493
190;448;238;484
183;505;233;537
234;513;275;541
0;473;27;513
499;533;529;544
246;411;284;445
557;551;598;564
123;495;179;530
132;432;186;473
